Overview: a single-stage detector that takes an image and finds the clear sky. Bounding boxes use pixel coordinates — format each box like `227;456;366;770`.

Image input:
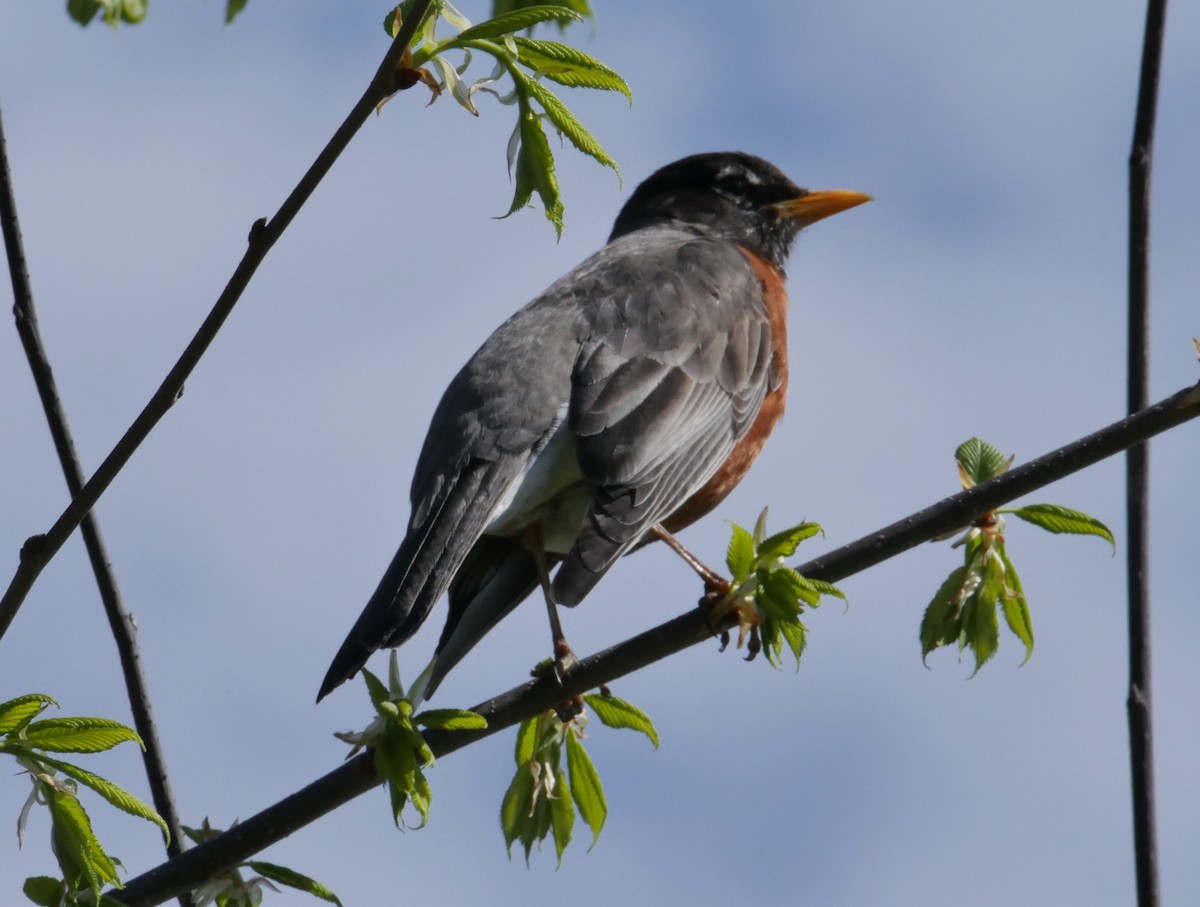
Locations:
2;2;1198;905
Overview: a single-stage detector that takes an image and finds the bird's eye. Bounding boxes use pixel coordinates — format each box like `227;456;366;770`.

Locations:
721;172;751;196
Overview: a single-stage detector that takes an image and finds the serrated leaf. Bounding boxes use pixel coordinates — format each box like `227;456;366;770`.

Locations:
24;718;142;754
455;5;583;42
513;716;539;765
0;694;56;735
805;576;847;602
1005;504;1116;550
955;437;1012;487
504;98;563;235
757;521;822;561
518;74;619;177
511;37;631;98
920;565;968;661
758;570;803;623
998;550;1034;663
360;668;389;709
416;708;488;731
23;877;68;907
582;694;659;748
38;754;170;842
549;772;574;865
964;560;1003;674
45;786;120;896
245;862;343;906
779;619;808;668
564;732;605;847
725;522;755;581
500;763;534;857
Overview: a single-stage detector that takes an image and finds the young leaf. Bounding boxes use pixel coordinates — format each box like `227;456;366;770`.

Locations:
514;715;539;765
505;101;564;235
38;754;170;841
23;717;143;754
245;862;343;906
517;73;620;177
455;5;583;42
416;708;488;731
511;37;631;98
1004;504;1116;550
565;732;605;847
725;522;755;581
757;521;822;561
45;786;120;896
964;560;1003;674
955;437;1012;487
360;667;390;709
582;694;659;748
0;693;56;735
920;565;968;662
549;772;574;865
998;550;1034;663
500;762;536;858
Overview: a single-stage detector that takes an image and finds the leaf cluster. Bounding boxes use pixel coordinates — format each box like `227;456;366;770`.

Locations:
67;0;249;27
920;439;1115;673
722;509;845;670
339;656;486;830
500;692;656;864
1;694;166;905
386;2;629;235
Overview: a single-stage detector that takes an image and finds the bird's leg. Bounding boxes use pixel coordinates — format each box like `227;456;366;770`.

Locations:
651;524;730;596
525;525;580;685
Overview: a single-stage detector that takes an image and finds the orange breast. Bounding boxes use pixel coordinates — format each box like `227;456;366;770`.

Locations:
660;248;789;533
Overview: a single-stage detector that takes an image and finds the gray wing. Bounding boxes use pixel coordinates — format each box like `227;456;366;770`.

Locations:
552;233;774;605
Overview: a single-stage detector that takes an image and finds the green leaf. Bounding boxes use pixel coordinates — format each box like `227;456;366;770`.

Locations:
500;761;536;858
38;754;170;842
225;0;250;25
0;693;56;735
757;521;822;561
514;716;539;765
955;437;1012;486
245;862;343;906
455;6;583;42
22;877;66;907
725;522;755;581
505;98;564;235
511;37;631;98
548;772;574;865
920;565;968;661
517;73;620;177
360;667;390;710
998;550;1034;664
45;786;120;897
582;694;659;748
24;718;143;754
964;558;1003;674
1004;504;1116;550
564;732;605;847
416;708;488;731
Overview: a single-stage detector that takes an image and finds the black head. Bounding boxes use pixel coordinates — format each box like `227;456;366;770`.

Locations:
608;151;870;269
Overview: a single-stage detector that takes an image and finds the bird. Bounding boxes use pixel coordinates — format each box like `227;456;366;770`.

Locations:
317;151;869;704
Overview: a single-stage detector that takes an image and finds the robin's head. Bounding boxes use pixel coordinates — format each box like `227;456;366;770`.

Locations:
609;151;870;268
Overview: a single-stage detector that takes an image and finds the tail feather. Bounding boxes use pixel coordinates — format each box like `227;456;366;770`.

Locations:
317;462;504;702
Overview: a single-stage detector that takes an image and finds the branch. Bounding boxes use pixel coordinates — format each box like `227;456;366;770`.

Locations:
0;98;192;904
111;382;1200;907
1126;2;1168;905
0;0;435;643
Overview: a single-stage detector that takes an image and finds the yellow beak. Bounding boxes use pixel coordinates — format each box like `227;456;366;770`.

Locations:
775;189;872;227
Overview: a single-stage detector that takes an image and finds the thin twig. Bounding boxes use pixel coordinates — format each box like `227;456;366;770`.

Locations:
110;382;1200;907
0;99;193;905
0;0;435;643
1126;2;1167;904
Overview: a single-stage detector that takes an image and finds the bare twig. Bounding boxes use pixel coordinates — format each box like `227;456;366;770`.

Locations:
0;98;193;905
111;382;1200;907
0;0;436;643
1126;2;1167;904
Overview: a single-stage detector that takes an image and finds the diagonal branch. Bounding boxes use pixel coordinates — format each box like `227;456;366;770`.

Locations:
111;381;1200;907
0;0;435;644
0;98;192;906
1126;2;1168;905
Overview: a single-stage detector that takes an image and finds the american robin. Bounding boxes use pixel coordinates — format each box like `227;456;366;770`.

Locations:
318;151;869;703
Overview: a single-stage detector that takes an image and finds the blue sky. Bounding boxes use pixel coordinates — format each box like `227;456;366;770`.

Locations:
2;2;1198;904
